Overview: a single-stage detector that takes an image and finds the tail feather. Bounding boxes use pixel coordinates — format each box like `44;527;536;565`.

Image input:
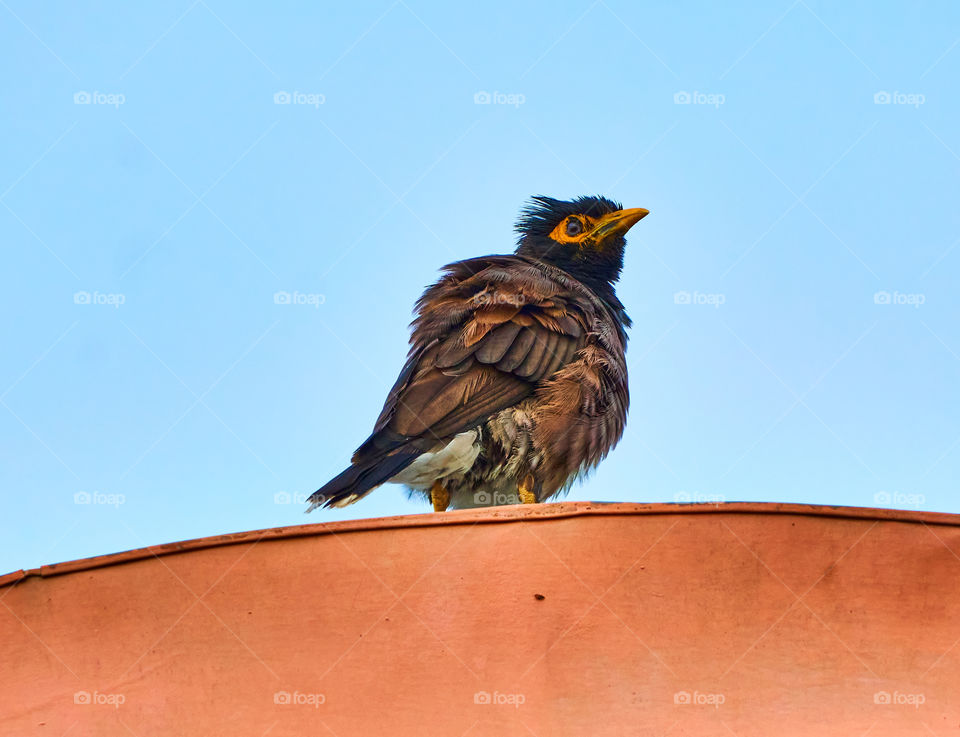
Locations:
306;450;419;512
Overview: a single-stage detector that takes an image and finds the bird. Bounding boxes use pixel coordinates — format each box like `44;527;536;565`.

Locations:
306;195;648;513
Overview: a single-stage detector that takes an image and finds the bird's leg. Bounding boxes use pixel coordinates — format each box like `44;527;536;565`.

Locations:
430;480;450;512
518;473;537;505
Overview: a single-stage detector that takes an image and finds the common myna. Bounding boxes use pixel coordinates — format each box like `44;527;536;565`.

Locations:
307;195;647;512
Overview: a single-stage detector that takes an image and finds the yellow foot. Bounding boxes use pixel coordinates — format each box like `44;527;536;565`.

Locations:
518;473;537;505
430;480;450;512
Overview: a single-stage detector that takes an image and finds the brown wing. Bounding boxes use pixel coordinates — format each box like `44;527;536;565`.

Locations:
354;256;588;462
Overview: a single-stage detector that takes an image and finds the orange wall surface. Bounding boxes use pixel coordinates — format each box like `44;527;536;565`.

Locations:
2;502;959;736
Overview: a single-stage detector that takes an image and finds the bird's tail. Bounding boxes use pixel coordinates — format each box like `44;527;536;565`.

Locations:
305;450;419;512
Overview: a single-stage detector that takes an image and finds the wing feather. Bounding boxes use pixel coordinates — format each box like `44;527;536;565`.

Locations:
360;256;594;455
474;322;522;363
496;329;537;371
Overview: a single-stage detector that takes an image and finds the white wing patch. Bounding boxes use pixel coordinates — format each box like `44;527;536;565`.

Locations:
389;430;481;489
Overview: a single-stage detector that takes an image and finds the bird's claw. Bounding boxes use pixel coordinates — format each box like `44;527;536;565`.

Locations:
430;480;450;512
518;473;537;505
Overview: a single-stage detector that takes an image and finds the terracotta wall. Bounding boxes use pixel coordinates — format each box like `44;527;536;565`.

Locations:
2;502;959;736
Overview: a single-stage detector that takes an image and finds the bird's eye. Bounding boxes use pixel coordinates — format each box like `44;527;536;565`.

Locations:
565;218;583;236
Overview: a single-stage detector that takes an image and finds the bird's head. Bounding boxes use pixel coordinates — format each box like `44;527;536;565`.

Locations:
514;195;648;290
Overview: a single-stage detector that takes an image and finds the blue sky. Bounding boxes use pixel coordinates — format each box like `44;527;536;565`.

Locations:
2;1;959;573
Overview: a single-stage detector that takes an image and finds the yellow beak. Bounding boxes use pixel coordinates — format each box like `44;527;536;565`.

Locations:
592;207;649;240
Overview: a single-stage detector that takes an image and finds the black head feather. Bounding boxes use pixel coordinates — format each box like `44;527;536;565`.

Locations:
515;195;623;239
514;194;631;297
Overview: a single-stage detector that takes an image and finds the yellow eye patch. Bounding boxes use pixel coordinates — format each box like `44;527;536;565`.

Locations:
548;215;596;244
